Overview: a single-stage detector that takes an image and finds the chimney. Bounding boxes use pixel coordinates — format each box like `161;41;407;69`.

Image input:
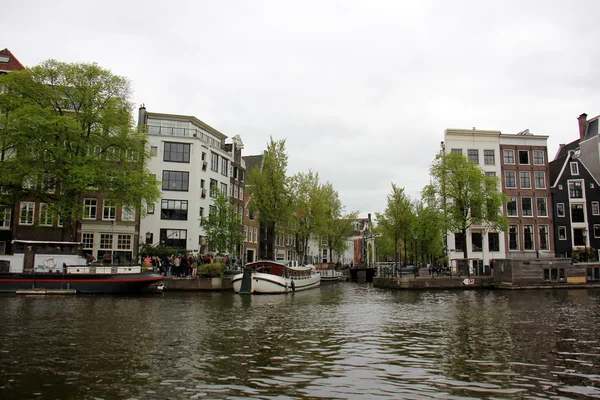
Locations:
138;103;147;130
578;113;588;140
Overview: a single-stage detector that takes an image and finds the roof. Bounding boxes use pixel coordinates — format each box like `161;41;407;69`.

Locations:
553;138;580;161
145;111;228;140
583;116;600;141
242;154;263;173
0;48;25;72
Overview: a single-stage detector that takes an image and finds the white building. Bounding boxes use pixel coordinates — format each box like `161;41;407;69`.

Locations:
138;106;240;254
443;129;506;270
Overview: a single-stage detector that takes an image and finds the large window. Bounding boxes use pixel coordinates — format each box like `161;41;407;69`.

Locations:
505;171;516;188
0;206;11;228
160;229;187;249
211;152;219;172
507;197;518;216
520;171;531;189
100;234;113;249
39;203;53;226
221;182;228;195
467;149;479;164
524;225;534;250
221;158;228;176
569;181;583;198
534;171;546;189
472;232;482;252
483;150;495;165
571;204;585;223
82;233;94;249
488;232;499;252
537;197;548;217
161;200;188;220
521;197;533;216
122;205;135;221
503;149;515;164
162;171;189;191
508;225;519;250
450;148;462;155
454;233;465;252
117;234;132;250
539;225;549;250
210;179;218;198
163;142;190;163
533;150;545;165
574;228;587;246
519;150;529;165
103;200;116;221
83;199;97;220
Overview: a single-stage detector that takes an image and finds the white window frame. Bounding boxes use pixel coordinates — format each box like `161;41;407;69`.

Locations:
100;234;113;249
117;234;132;250
592;201;600;216
518;150;530;165
39;203;53;226
507;196;518;217
523;224;535;251
483;149;495;165
536;197;548;217
534;171;546;189
558;226;567;240
505;171;517;189
82;233;94;249
83;198;97;220
570;162;579;175
557;203;565;217
519;171;531;189
508;225;519;250
0;206;11;229
533;150;545;165
503;149;515;165
19;202;35;225
122;205;135;222
521;197;533;217
103;200;116;221
538;225;549;250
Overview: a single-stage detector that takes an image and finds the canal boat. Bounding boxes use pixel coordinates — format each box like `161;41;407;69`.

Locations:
232;260;321;294
317;267;343;284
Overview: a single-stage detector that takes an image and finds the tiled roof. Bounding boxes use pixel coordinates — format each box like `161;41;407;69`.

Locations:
0;48;25;72
243;155;263;173
553;138;579;161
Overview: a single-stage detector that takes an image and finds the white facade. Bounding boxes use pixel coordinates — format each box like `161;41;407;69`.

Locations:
139;110;234;254
443;129;506;268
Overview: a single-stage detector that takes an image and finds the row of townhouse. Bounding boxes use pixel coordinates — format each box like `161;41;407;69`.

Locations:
444;113;600;271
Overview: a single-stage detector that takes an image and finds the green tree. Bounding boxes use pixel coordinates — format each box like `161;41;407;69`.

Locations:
413;192;443;264
0;60;160;240
203;190;245;255
376;184;414;267
289;170;327;263
246;137;291;260
428;152;508;260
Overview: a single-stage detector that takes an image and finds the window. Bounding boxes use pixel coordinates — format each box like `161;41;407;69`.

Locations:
558;226;567;240
522;197;533;216
454;232;465;252
533;150;544;165
595;225;600;238
507;197;518;216
221;182;228;195
450;149;462;155
163;142;190;163
519;150;529;165
100;234;113;249
160;229;187;249
467;149;479;164
472;232;482;252
569;181;583;198
520;171;531;189
253;227;258;243
239;170;244;181
117;234;132;250
210;179;218;198
244;225;249;241
150;146;158;156
574;228;587;246
0;206;11;228
122;205;135;221
161;200;188;220
593;201;600;216
39;203;53;226
162;171;189;191
505;171;516;188
239;187;244;199
503;149;515;164
483;150;495;165
524;225;534;250
488;232;499;252
557;203;565;217
82;233;94;249
537;198;548;217
103;200;116;220
485;171;496;178
83;199;97;220
534;172;546;189
147;203;155;214
221;158;228;176
211;152;219;172
571;204;585;223
508;225;519;250
570;162;579;175
539;225;549;250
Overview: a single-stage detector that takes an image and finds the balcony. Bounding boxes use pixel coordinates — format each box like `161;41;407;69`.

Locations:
146;125;223;150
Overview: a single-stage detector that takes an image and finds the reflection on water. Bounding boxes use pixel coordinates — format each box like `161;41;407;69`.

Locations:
1;285;600;399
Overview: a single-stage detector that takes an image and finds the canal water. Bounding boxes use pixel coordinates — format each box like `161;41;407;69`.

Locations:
1;284;600;399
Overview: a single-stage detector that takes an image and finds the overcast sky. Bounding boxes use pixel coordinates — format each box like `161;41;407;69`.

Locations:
3;0;600;217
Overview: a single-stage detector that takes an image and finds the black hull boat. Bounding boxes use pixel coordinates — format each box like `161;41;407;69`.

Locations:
0;267;164;294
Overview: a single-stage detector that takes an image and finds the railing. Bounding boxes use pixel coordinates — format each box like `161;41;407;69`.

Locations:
146;125;224;150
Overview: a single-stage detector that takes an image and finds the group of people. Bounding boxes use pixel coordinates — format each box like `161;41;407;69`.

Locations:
143;254;204;277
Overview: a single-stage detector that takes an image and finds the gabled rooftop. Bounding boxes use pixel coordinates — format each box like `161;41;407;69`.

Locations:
0;48;25;73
